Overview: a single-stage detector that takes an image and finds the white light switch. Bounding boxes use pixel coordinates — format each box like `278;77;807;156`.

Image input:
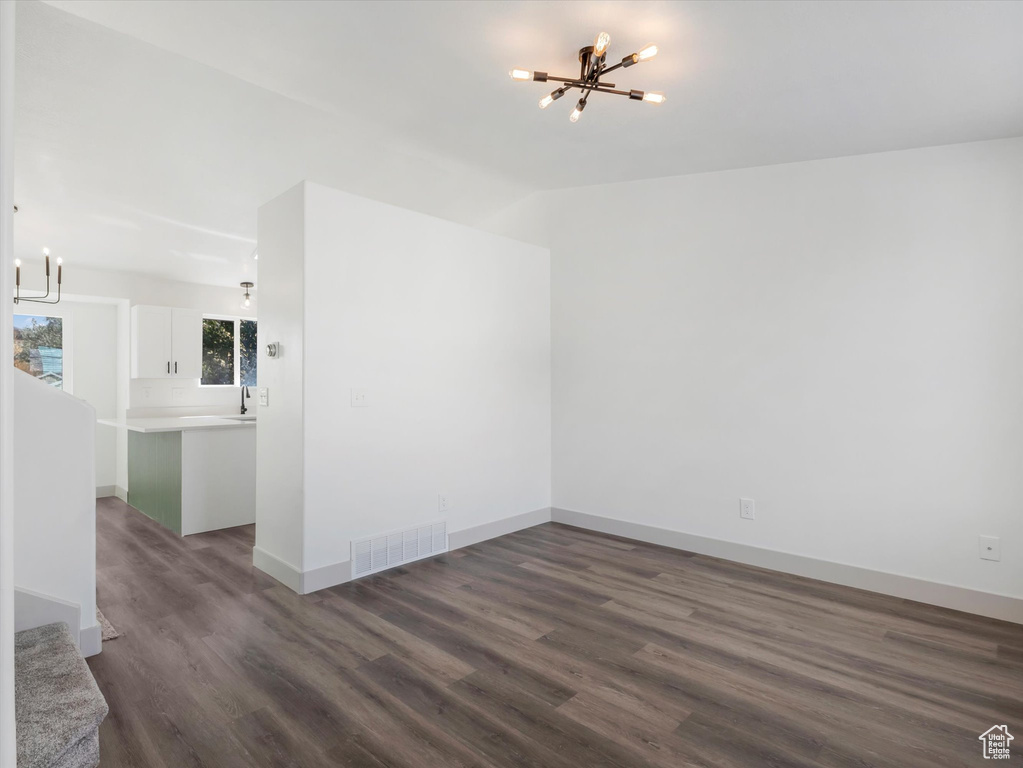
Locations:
351;388;367;407
979;535;1000;561
258;387;269;407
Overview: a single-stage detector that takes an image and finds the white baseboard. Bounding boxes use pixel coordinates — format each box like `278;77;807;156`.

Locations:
79;623;102;658
96;485;116;499
252;546;302;593
302;559;352;594
551;508;1023;625
448;507;552;550
114;485;128;502
257;507;554;595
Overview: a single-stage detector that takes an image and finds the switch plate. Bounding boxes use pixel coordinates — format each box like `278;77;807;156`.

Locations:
740;498;756;520
351;388;367;407
438;494;450;513
979;535;1000;561
258;387;269;407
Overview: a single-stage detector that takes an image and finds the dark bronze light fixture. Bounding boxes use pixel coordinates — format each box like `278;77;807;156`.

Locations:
14;247;63;306
510;32;664;122
240;281;254;309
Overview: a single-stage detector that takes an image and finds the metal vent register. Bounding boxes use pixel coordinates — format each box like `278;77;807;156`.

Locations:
351;521;448;578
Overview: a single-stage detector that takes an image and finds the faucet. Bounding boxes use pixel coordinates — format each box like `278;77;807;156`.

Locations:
240;385;250;415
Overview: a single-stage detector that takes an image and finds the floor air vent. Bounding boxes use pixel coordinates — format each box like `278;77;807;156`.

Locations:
352;521;448;578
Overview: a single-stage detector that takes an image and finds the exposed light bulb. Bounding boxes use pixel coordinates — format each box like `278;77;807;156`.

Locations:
42;247;50;256
14;259;21;267
642;91;666;104
242;297;251;309
57;257;63;265
509;69;532;81
637;43;658;61
594;32;611;56
569;100;586;123
539;89;565;110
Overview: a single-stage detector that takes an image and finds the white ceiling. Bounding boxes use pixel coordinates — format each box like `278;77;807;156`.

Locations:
15;0;1023;286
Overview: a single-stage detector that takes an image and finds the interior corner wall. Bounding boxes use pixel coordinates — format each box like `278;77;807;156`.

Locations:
0;0;16;760
485;137;1023;607
254;183;306;578
300;182;551;576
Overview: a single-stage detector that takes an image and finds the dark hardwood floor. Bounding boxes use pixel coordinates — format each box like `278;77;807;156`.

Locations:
89;496;1023;767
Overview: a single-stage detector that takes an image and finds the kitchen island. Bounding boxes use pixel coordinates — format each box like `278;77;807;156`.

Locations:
98;416;256;536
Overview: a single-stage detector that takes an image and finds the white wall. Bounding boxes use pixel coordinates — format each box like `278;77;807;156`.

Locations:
254;183;305;575
0;0;16;759
256;182;551;586
13;371;97;649
483;138;1023;605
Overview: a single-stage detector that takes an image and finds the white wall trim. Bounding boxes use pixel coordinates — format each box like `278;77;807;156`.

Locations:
79;623;102;659
114;485;128;503
448;507;552;551
301;559;352;595
551;508;1023;625
96;485;117;499
252;545;302;593
268;507;554;595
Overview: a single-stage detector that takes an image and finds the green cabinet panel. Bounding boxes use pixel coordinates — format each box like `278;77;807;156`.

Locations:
128;430;183;535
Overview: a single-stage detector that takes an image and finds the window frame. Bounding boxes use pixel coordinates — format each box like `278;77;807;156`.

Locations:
199;313;256;388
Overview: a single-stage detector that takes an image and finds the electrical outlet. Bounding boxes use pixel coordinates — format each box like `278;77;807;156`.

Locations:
351;388;367;407
258;387;269;407
438;494;450;513
979;535;1000;561
740;498;756;520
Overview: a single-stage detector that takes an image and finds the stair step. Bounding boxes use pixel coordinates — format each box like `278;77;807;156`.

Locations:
15;623;108;768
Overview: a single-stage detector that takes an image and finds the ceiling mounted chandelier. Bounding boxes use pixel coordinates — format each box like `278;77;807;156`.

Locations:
510;32;664;122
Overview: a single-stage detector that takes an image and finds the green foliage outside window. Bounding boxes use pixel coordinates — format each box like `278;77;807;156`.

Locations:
202;318;235;385
240;319;257;387
13;315;64;389
201;317;257;386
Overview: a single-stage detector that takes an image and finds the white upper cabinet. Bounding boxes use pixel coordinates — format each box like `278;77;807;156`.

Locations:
171;309;202;379
131;306;203;379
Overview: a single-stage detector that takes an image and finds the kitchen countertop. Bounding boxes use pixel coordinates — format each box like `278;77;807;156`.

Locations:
97;415;257;433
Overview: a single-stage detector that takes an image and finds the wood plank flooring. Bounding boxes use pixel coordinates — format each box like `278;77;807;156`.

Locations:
89;497;1023;767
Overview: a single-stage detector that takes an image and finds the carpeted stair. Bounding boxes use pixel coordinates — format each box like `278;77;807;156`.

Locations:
15;623;108;768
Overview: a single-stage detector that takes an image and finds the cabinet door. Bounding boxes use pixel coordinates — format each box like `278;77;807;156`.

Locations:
131;305;173;378
171;309;203;379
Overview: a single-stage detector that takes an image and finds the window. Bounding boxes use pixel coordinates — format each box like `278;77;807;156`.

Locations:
13;314;66;389
201;317;257;386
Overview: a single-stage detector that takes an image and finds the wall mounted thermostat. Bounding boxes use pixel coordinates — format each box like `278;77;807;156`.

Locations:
266;342;280;358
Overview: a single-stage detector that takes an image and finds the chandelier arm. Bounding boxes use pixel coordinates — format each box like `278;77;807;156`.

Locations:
546;75;617;89
599;60;626;77
585;85;634;97
15;282;61;305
